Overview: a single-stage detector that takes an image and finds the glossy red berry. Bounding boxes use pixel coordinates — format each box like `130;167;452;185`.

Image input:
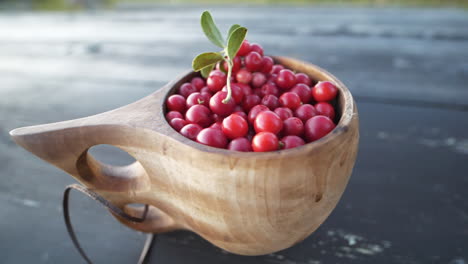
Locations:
179;83;197;98
276;69;297;90
281;135;305;149
207;70;227;92
237;40;251;56
209;91;236;117
254;111;283;134
185;104;212;127
282;117;304;136
251;72;267;88
169;118;187;132
260;82;279;97
252;132;279;152
166;111;183;121
261;95;279;110
274;107;293;120
260;56;274;74
210;121;223;130
221;83;244;104
196;128;228;148
186;92;208;108
242;94;261;112
271;64;284;74
233;110;248;121
166;94;186;113
200;86;212;95
228;137;252;152
191;77;205;91
248;104;269;124
236;68;252;84
295;73;312;86
180;124;203;140
222;114;249;139
237;83;252;96
279;92;302;110
312;81;338;102
315;102;336;120
244;51;263;72
290;83;312;104
304;116;336;142
294;104;317;122
249;43;264;56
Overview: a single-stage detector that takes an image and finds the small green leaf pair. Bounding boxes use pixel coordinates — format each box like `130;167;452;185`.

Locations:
192;11;248;79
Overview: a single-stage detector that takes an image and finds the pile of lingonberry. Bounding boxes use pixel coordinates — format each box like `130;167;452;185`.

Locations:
165;40;338;152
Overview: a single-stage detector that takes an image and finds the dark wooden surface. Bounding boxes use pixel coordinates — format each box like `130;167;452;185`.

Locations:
0;6;467;264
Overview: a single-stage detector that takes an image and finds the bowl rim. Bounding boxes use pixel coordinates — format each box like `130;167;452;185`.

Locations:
160;56;356;159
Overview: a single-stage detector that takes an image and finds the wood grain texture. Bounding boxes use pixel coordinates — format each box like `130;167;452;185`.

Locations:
9;56;359;256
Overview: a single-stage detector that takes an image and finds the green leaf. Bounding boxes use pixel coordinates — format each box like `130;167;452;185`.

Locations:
227;24;241;38
200;11;225;48
200;64;215;78
192;52;224;72
226;27;247;60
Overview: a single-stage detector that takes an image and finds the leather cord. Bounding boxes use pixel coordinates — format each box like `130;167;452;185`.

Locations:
63;184;156;264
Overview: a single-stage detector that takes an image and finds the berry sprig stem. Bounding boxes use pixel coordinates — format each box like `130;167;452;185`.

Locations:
192;11;247;104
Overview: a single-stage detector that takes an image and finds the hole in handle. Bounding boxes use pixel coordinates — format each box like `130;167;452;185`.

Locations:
76;144;150;193
89;144;137;166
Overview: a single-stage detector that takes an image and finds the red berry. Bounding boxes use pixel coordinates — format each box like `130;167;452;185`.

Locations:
290;83;312;104
211;114;223;123
260;56;274;74
274;107;293;120
254;111;283;134
222;56;241;73
295;73;312;86
166;94;186;113
242;94;261;112
312;81;338;102
253;87;263;97
166;111;183;121
169;118;187;132
244;51;263;72
222;114;249;139
249;43;264;56
228;137;252;152
304;116;336;142
209;91;236;117
196;128;228;148
282;117;304;136
295;104;317;122
279;92;302;110
261;94;279;110
248;104;269;124
186;92;208;108
185;104;212;127
233;111;248;121
260;82;280;97
252;132;279;152
207;70;227;92
315;102;336;120
200;86;212;95
179;83;197;98
271;64;284;74
237;83;252;96
281;135;305;149
276;69;297;90
210;121;223;130
191;77;205;91
237;40;251;56
221;83;244;104
252;72;267;88
236;68;252;84
180;124;203;140
267;74;278;83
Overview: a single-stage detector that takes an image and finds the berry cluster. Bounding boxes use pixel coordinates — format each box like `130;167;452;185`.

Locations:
165;41;338;152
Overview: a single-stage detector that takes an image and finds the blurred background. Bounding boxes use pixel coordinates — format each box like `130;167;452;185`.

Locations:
0;1;467;264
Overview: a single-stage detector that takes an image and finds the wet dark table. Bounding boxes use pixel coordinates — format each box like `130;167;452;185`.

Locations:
0;6;467;264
